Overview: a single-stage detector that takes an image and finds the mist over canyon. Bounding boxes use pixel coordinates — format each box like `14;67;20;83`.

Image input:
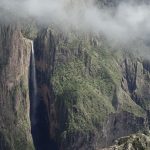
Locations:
1;0;150;42
0;0;150;150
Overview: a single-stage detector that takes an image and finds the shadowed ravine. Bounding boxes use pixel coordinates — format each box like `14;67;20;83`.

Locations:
29;41;59;150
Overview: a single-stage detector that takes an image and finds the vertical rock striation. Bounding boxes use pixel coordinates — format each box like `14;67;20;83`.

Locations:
0;24;34;149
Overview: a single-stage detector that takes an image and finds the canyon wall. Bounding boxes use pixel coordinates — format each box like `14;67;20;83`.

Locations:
31;28;150;149
0;24;34;150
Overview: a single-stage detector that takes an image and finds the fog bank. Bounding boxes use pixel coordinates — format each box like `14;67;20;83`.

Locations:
1;0;150;45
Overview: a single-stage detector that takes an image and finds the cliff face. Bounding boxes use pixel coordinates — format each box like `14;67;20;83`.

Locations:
29;27;150;150
0;24;34;150
0;22;150;150
1;1;150;149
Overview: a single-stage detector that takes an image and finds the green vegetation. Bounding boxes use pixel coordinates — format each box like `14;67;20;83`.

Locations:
52;35;121;135
51;33;147;142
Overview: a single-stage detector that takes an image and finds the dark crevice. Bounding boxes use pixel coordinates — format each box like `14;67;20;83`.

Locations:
31;97;58;150
124;58;137;93
29;40;59;150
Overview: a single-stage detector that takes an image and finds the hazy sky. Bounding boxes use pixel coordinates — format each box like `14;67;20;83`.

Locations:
1;0;150;44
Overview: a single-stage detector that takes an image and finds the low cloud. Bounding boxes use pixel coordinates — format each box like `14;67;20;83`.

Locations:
1;0;150;45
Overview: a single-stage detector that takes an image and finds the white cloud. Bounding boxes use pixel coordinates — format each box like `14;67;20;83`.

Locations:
1;0;150;45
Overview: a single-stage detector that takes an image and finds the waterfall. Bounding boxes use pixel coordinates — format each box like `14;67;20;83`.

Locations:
31;41;37;94
29;40;59;150
30;41;37;125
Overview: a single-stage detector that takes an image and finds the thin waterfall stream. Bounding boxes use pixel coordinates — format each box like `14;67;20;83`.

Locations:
30;41;38;126
29;40;59;150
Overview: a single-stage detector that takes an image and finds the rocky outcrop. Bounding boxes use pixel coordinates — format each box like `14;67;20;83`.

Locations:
101;132;150;150
0;24;34;149
121;54;150;123
101;111;148;147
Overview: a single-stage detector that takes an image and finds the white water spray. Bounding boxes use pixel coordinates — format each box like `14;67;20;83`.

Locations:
30;41;37;125
31;41;37;94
